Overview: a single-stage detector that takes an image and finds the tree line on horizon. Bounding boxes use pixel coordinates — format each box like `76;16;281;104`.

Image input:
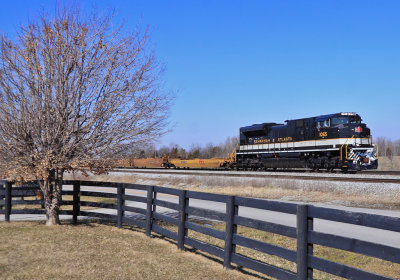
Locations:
376;137;400;159
135;136;239;159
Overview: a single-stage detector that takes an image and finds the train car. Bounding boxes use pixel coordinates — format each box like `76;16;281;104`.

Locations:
118;157;167;168
169;158;229;169
236;112;378;171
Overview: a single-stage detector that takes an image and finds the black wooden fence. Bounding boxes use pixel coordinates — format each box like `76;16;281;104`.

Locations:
1;179;400;280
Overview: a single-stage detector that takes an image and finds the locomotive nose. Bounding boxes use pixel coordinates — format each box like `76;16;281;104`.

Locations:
353;123;369;136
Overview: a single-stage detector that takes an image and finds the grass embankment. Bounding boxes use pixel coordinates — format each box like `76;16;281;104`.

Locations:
157;221;400;280
66;172;400;210
0;221;254;280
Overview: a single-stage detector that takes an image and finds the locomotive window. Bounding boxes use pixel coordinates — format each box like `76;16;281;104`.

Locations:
324;119;330;127
296;120;304;127
350;117;361;124
332;117;349;125
317;121;324;128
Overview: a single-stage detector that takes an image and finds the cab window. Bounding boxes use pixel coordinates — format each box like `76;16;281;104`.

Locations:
332;117;349;125
317;120;330;128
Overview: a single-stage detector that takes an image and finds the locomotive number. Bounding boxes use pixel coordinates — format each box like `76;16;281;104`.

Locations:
319;132;328;137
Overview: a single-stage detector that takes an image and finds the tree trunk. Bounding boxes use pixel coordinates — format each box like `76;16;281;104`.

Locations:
39;169;63;225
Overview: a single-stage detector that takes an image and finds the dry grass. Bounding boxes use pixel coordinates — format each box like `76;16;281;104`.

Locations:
0;221;257;280
65;172;400;210
378;156;400;171
1;219;398;280
186;186;400;210
159;221;400;280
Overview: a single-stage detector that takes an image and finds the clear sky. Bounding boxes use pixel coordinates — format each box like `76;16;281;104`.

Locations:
1;0;399;149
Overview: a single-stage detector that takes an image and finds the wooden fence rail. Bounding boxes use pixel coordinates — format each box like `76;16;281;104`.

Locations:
1;179;399;280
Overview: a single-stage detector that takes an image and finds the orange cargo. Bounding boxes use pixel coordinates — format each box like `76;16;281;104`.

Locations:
132;157;165;168
169;158;227;169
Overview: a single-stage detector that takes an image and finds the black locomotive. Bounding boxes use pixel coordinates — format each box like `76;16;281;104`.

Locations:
236;112;378;171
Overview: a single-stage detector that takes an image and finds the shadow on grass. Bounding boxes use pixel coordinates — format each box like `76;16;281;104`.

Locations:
151;233;272;280
62;217;273;280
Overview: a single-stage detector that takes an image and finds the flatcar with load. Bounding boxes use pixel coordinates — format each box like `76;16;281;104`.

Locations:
236;112;378;172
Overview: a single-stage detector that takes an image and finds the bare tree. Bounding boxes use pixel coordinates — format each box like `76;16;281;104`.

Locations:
376;137;387;157
0;7;171;225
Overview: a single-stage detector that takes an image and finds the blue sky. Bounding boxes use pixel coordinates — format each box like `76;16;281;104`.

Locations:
1;1;399;149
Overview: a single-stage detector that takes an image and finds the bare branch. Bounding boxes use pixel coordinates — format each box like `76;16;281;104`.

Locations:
0;6;172;224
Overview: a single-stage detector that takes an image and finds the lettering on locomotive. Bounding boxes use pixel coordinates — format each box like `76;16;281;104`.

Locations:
278;137;293;142
319;132;328;137
254;139;271;144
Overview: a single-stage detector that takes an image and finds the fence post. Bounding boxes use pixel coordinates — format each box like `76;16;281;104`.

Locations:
178;190;188;250
5;181;11;222
145;186;154;236
224;195;235;269
72;181;81;224
307;212;314;279
297;204;313;280
0;182;4;210
117;183;125;228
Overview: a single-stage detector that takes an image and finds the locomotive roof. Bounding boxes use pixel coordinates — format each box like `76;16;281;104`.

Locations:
240;122;282;132
286;112;360;122
241;112;361;130
314;113;336;122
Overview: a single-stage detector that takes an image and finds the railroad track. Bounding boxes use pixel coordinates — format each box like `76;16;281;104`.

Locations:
113;169;400;184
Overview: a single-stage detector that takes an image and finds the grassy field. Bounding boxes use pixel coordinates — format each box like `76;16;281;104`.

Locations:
157;221;400;280
1;219;398;280
0;221;257;280
378;156;400;170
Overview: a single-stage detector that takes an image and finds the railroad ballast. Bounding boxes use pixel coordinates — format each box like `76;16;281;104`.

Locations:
237;112;378;171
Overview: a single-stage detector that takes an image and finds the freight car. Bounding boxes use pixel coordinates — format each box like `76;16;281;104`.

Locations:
169;158;231;169
236;112;378;171
123;156;234;169
118;157;168;168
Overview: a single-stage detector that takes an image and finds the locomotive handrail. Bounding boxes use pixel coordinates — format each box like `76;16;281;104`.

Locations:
345;135;355;160
340;135;355;161
372;137;379;159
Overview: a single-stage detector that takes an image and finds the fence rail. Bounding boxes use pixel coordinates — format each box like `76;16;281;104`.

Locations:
1;179;399;280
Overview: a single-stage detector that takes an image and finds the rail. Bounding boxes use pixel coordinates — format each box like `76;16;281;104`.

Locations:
1;180;399;280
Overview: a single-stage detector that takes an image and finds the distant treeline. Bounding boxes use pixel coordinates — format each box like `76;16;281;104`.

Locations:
136;136;239;159
376;137;400;158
